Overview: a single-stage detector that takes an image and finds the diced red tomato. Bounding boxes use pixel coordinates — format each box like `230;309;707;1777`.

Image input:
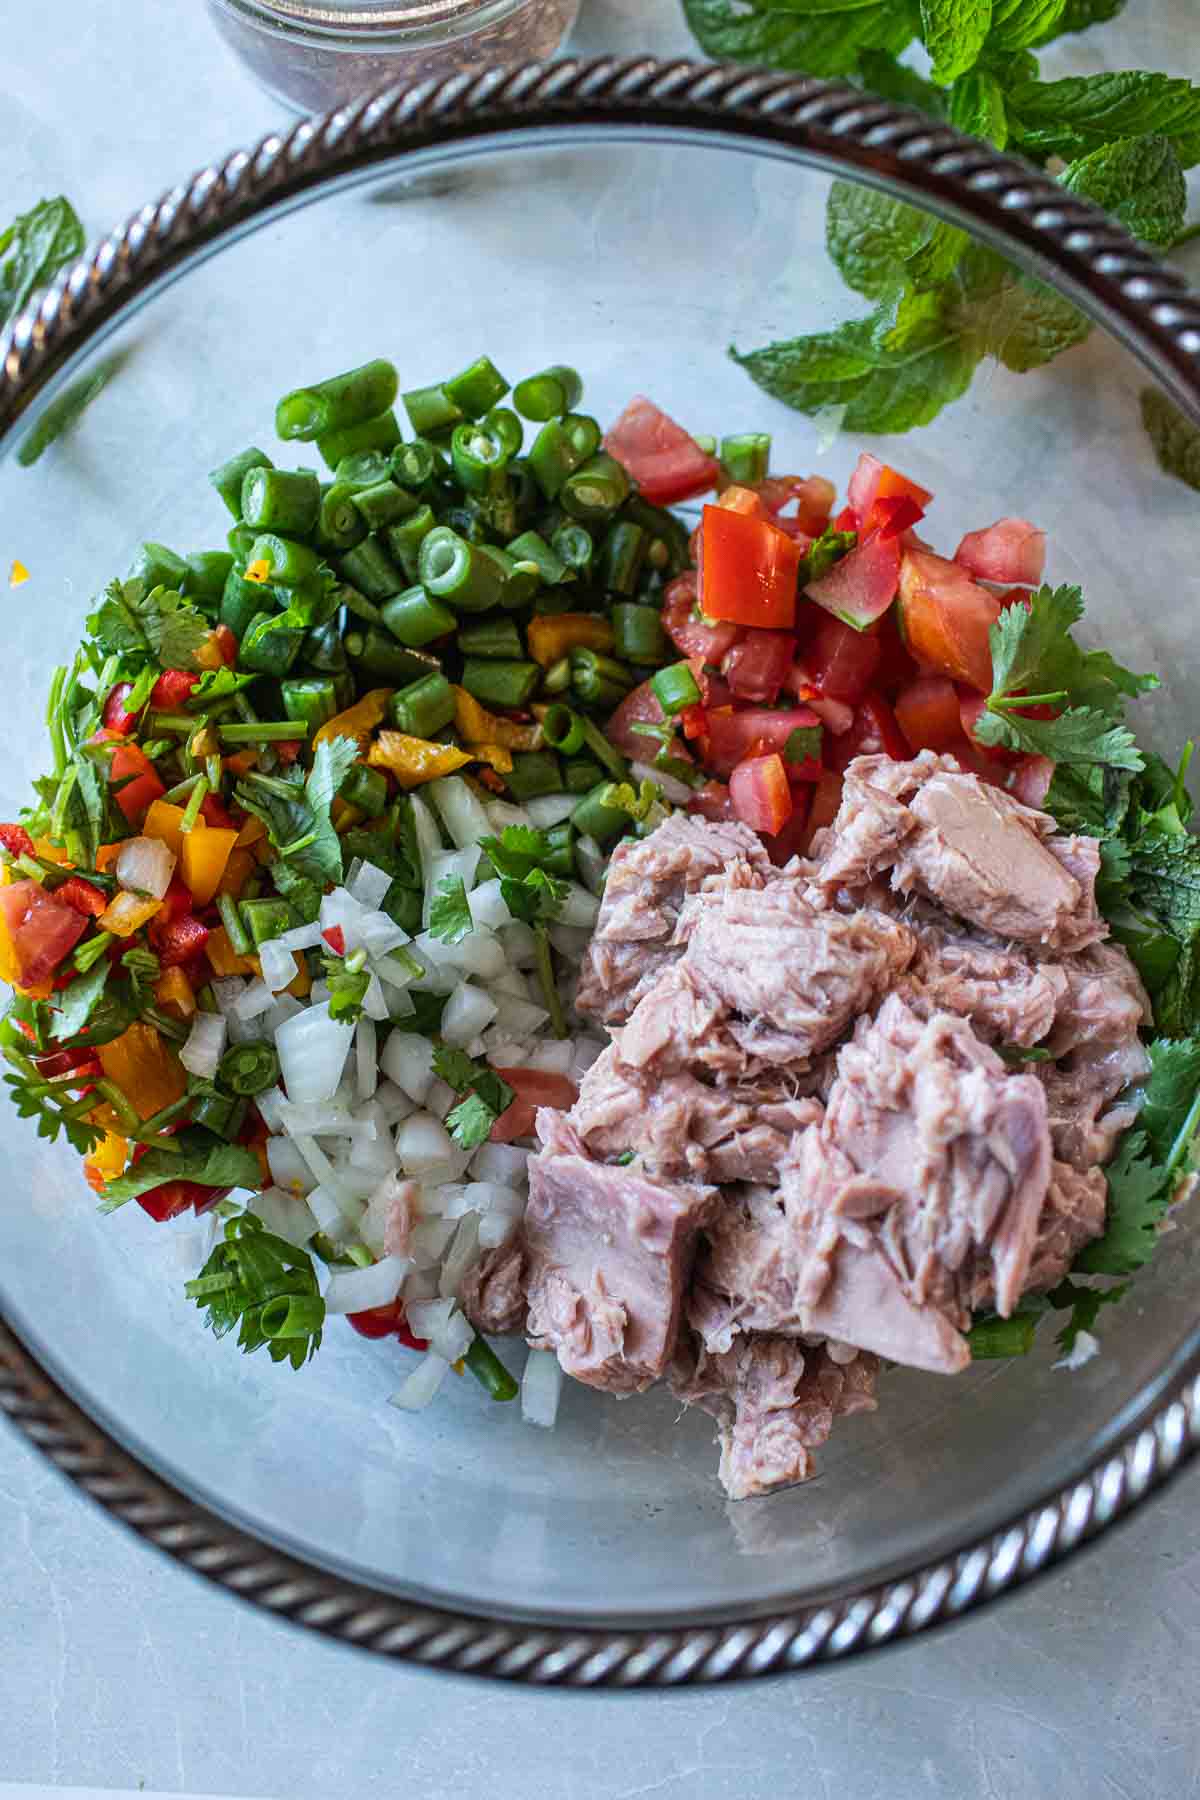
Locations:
846;453;932;524
214;623;238;666
730;753;793;835
761;783;813;866
897;550;1002;693
275;741;303;768
754;474;835;538
93;729;166;824
796;611;882;703
156;914;210;969
0;880;87;988
661;570;742;663
55;876;108;918
150;669;202;710
704;706;825;780
605;679;672;761
954;517;1046;587
603;396;721;506
199;793;237;830
701;505;801;630
861;493;925;540
135;1179;217;1223
688;780;736;824
803;694;855;736
722;630;795;703
804;529;901;630
35;1045;102;1081
152;876;194;931
833;505;857;533
0;823;35;859
894;675;963;753
102;682;139;735
679;702;708;741
828;694;910;771
870;610;920;699
346;1297;429;1350
489;1068;579;1144
322;925;346;956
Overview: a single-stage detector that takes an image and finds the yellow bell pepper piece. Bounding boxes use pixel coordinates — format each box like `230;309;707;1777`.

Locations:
315;688;393;756
333;800;364;834
472;743;514;775
99;891;162;938
143;799;188;861
287;955;312;999
0;907;52;996
154;966;196;1021
206;926;258;977
84;1130;129;1193
234;815;266;849
526;612;613;668
95;843;122;874
194;631;226;672
181;825;238;907
452;687;543;752
33;837;71;865
215;846;255;899
98;1022;186;1120
367;731;472;788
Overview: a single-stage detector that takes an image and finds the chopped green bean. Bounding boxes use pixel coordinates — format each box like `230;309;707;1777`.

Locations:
240;898;294;947
570;648;635;710
560;452;631;524
651;661;702;715
541;704;586;755
210;447;272;519
419;527;506;614
380;585;455;648
483;406;523;459
277;360;399;443
507;529;568;586
571;780;635;844
316;409;401;470
248;533;322;588
338;536;406;602
389;672;455;739
720;431;771;486
464;1334;519;1402
218;1040;281;1097
460;657;540;710
563;755;605;793
457;616;524;660
599;520;648;596
385;505;437;583
351;479;421;531
128;542;190;593
444;355;509;421
402;382;463;436
238;612;307;678
339;763;388;817
345;627;437;686
550;522;593;580
389;438;439;490
612;601;668;665
280;677;339;737
504;750;563;800
512;365;583;422
528;413;601;500
183;550;235;608
314;482;369;552
241;466;321;536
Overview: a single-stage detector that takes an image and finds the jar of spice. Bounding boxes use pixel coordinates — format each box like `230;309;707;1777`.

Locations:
208;0;582;113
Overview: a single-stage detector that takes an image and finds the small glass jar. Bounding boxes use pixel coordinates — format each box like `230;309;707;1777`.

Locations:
207;0;582;114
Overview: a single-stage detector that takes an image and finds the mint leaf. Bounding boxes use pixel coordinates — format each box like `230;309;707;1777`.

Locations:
856;51;946;116
1141;387;1200;493
732;297;978;433
0;196;84;324
1062;135;1186;249
957;243;1090;372
921;0;992;85
826;184;935;300
428;875;473;945
949;68;1009;146
682;0;917;75
234;736;356;888
16;351;129;469
985;0;1065;52
1032;0;1125;39
1007;72;1200;166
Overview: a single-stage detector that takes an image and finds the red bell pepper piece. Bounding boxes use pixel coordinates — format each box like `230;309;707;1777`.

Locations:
156;914;210;969
729;752;794;835
150;669;201;710
55;876;108;918
0;823;35;859
102;682;139;735
701;504;801;630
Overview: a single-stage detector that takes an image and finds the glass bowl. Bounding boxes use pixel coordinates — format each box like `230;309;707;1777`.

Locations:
2;57;1200;1687
206;0;582;113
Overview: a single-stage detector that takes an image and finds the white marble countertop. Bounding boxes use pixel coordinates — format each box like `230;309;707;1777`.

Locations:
3;3;1200;1795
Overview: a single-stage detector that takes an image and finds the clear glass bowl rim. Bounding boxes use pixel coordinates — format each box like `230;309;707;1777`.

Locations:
209;0;543;49
2;54;1200;1686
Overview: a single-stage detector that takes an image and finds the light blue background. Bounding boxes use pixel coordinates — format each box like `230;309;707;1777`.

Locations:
2;3;1199;1795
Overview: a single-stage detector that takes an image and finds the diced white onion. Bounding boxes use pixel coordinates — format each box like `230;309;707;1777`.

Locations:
262;994;304;1038
373;951;420;991
407;1296;473;1363
373;1080;417;1126
415;927;506;980
255;1085;288;1133
441;981;499;1048
429;775;494;851
211;976;247;1017
523;793;578;829
481;1033;531;1066
279;1100;376;1140
275;922;324;954
380;1031;436;1104
403;1267;439;1304
320;887;368;941
575;832;607;897
257;938;296;995
275;1005;354;1104
234;977;276;1021
549;924;592;963
425;1183;470;1219
408;1216;458;1267
490;996;549;1039
361;974;390;1022
266;1134;316;1195
358;914;411;956
248;1185;317;1248
355;1015;378;1102
178;1010;227;1079
470;1142;529;1186
484;799;532;832
349;1131;396;1178
524;1040;575;1075
489;967;531;1002
521;1349;563;1428
498;921;538;967
306;1182;354;1237
348;861;393;909
408;791;442;882
467;878;513;931
424;1076;457;1122
557;883;601;929
116;835;176;901
389;1351;451;1412
463;1181;524;1218
631;759;693;806
386;983;416;1021
439;1215;482;1300
324;1255;410;1315
569;1037;606;1082
395;1112;454;1175
478;1210;519;1250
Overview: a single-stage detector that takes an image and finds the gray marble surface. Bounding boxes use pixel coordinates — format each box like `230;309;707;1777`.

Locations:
2;3;1200;1795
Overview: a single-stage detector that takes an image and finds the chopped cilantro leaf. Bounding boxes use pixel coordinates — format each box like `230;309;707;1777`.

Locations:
1045;1278;1130;1356
784;725;824;764
322;955;371;1025
86;578;209;672
234;736;357;888
431;1043;514;1149
428;875;474;945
